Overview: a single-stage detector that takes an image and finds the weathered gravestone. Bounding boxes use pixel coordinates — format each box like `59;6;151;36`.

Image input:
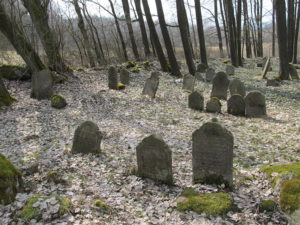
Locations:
136;135;173;184
142;72;159;98
245;91;266;117
182;74;195;92
205;68;216;82
196;63;208;73
108;66;118;90
71;121;103;154
206;97;221;113
227;94;245;116
120;68;130;85
288;64;300;80
31;69;53;100
211;72;230;100
192;122;234;187
195;72;205;81
229;78;246;97
225;65;235;76
188;91;204;111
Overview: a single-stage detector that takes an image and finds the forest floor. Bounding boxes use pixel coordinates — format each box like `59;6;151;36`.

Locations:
0;58;299;225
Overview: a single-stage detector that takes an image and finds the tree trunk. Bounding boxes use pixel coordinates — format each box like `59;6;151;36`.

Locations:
176;0;196;75
194;0;208;65
236;0;242;66
187;1;198;58
272;0;276;57
142;0;169;72
219;0;230;58
275;0;289;80
73;0;95;67
292;1;300;63
134;0;151;57
0;78;15;107
122;0;140;60
287;0;295;62
214;0;224;58
0;2;44;72
243;0;252;58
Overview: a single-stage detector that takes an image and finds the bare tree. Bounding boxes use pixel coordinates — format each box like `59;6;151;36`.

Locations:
214;0;224;58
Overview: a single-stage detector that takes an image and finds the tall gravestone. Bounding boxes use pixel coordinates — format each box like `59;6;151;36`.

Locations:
211;72;230;100
120;68;130;85
192;122;234;187
71;121;103;154
142;72;159;98
188;91;204;111
227;94;245;116
108;66;118;90
225;65;235;76
205;68;216;82
182;74;195;92
245;91;266;117
31;69;53;100
229;78;246;97
195;72;205;81
136;135;173;184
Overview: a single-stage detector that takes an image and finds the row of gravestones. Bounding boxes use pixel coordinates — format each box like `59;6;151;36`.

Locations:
72;120;234;187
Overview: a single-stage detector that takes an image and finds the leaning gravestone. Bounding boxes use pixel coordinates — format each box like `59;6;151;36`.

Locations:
188;91;204;111
192;122;234;187
196;63;208;73
211;72;230;100
142;72;160;98
205;68;216;82
225;65;235;76
245;91;266;117
108;66;118;90
229;78;246;97
288;64;300;80
182;74;195;92
71;121;103;154
120;68;130;85
31;69;53;100
206;97;221;113
136;135;173;184
227;94;245;116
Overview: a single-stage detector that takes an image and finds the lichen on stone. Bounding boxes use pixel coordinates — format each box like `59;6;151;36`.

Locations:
51;94;67;109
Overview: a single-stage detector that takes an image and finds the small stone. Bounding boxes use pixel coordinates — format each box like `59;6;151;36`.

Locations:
188;91;204;111
206;98;221;113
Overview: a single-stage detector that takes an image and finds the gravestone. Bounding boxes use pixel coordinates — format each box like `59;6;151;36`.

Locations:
205;68;216;82
136;135;173;184
71;121;102;154
288;64;300;80
211;72;230;100
245;91;266;117
31;69;53;100
196;63;208;73
120;68;130;85
261;57;271;79
142;72;160;98
227;94;245;116
195;72;205;81
206;97;221;113
182;74;195;92
188;91;204;111
192;122;234;187
108;66;118;90
225;65;235;76
229;78;246;97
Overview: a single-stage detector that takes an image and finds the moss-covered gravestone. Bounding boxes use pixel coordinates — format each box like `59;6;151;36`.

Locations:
31;69;53;100
211;72;229;100
0;78;15;108
206;97;221;113
182;74;195;92
120;68;130;85
71;121;102;154
205;68;216;82
136;135;173;184
188;91;204;111
142;72;159;98
227;94;245;116
108;66;118;90
0;153;23;205
51;94;67;109
229;78;246;97
192;122;234;187
245;91;266;117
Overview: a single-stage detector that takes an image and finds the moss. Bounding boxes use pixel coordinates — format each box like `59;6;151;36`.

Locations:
279;179;300;214
143;61;151;69
259;200;276;212
46;170;66;184
0;64;31;80
177;192;235;217
223;59;231;64
131;67;141;73
58;197;72;215
94;199;109;209
51;94;67;109
0;153;23;205
124;61;136;68
181;188;199;198
117;83;126;90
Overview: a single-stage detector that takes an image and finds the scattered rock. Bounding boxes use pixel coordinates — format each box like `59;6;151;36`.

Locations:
206;97;222;113
51;94;67;109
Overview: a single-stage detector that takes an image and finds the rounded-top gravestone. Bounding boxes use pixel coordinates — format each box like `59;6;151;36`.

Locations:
71;121;103;154
182;74;195;92
142;72;160;98
192;122;234;187
195;72;205;81
108;66;118;90
245;91;266;117
211;72;230;100
188;91;204;111
205;68;216;82
196;63;208;73
206;97;221;113
229;78;246;97
227;94;245;116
